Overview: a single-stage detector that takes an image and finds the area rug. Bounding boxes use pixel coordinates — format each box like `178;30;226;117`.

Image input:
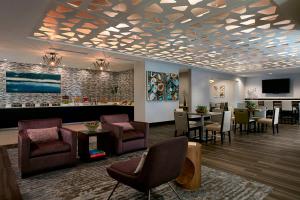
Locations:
8;148;272;200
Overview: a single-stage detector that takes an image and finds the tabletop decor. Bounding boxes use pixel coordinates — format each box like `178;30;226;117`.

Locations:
246;101;257;112
84;121;100;132
196;105;207;114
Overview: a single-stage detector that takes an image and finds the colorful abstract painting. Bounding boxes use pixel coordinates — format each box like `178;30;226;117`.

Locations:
146;71;179;101
147;71;166;101
166;73;179;101
6;71;61;93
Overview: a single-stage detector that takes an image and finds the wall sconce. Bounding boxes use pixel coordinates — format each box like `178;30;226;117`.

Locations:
209;79;215;84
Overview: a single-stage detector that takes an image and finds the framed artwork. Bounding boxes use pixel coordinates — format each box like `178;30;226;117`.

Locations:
166;73;179;101
6;71;61;93
219;85;225;98
212;85;219;98
146;71;166;101
146;71;179;101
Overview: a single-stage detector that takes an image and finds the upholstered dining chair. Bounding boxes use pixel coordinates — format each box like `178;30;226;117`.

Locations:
234;108;255;134
106;136;188;200
18;118;77;177
100;114;149;155
205;111;232;144
257;107;280;134
281;101;294;124
174;111;201;139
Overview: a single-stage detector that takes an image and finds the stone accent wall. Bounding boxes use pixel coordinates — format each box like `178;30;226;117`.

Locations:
0;61;133;105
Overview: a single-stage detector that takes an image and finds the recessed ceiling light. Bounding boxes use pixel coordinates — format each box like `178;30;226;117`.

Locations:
268;72;273;75
3;58;7;61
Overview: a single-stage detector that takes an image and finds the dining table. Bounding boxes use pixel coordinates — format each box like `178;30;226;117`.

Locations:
187;111;222;142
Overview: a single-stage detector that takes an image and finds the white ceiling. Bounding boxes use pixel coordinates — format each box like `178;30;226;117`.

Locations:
0;0;137;71
0;0;299;75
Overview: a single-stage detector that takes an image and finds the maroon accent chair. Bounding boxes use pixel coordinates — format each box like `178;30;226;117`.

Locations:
106;136;188;200
100;114;149;155
18;118;77;177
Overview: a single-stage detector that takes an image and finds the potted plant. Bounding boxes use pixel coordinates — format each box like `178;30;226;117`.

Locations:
245;101;256;112
196;105;208;114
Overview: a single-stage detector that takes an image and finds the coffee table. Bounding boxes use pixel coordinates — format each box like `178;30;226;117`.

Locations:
78;129;112;161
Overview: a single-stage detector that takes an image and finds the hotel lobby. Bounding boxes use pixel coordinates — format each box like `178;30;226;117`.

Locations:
1;0;300;199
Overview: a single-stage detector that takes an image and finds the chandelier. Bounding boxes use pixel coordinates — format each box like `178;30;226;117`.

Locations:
93;58;110;71
42;52;62;67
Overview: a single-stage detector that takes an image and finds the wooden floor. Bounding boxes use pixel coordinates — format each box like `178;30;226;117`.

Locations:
150;124;300;200
1;124;300;200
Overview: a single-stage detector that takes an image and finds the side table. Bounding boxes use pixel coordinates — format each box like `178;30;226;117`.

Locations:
78;129;113;161
176;142;202;190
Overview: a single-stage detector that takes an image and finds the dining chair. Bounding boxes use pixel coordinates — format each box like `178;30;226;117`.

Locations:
237;102;246;109
228;106;235;127
281;101;294;124
273;101;282;109
205;111;232;144
234;108;255;134
253;107;267;132
174;111;201;139
257;107;280;135
254;107;267;118
264;101;273;111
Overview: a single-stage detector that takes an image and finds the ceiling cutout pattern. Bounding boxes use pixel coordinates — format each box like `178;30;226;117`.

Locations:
33;0;300;73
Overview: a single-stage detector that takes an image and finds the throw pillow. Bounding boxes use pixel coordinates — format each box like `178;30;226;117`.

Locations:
27;127;59;143
134;151;148;174
112;122;135;131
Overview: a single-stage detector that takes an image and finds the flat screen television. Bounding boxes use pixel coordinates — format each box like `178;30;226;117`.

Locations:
262;78;290;93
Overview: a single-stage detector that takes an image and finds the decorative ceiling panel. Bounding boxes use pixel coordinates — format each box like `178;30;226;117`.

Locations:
32;0;300;73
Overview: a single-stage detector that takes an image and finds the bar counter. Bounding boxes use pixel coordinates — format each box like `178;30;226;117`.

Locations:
0;104;134;129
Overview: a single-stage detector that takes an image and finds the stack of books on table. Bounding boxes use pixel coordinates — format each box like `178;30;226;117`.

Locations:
89;149;106;158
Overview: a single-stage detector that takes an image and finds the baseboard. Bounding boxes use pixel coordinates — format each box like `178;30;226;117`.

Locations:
150;120;175;127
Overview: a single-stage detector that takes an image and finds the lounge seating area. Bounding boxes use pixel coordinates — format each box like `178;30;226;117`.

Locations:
1;0;300;200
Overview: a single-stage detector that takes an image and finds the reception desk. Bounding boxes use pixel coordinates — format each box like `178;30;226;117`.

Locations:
0;105;134;129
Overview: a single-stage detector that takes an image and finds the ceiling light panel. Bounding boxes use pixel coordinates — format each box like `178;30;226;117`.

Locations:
32;0;300;73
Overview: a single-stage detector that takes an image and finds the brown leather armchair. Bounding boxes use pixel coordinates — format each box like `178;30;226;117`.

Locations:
100;114;149;155
106;136;188;200
18;118;77;177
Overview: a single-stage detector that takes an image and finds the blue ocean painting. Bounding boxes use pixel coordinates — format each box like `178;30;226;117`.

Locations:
6;71;61;93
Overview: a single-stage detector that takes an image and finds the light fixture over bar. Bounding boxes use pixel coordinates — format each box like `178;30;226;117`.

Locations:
93;58;110;71
42;52;62;67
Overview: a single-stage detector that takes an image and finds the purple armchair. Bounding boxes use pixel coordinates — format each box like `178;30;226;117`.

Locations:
100;114;149;155
106;136;188;199
18;118;77;177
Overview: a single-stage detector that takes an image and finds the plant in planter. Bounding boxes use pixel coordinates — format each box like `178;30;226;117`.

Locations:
196;105;208;114
245;101;256;112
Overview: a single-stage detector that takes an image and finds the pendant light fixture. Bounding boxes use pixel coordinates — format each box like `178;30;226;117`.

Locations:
42;52;62;67
93;58;110;71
